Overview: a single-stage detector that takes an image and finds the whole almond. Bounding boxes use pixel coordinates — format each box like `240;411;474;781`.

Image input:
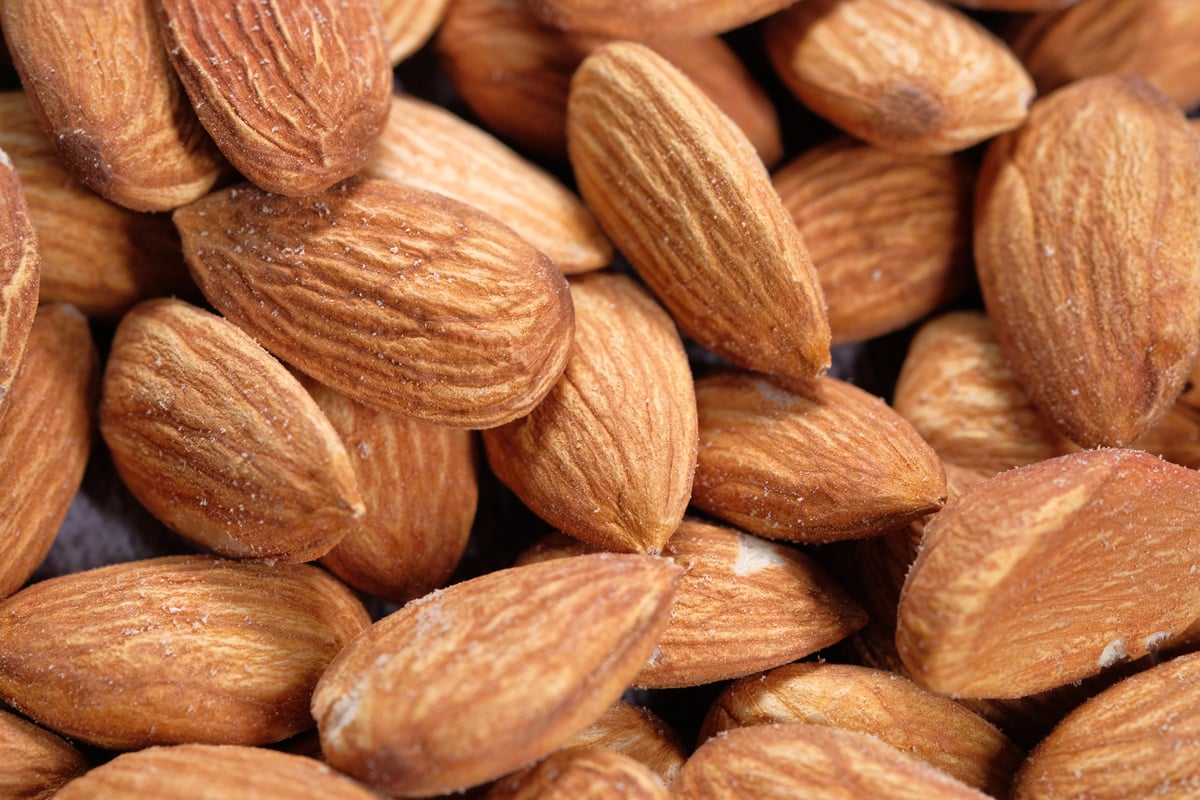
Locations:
486;748;669;800
99;298;364;561
379;0;451;65
158;0;391;196
897;449;1200;698
0;142;39;425
524;0;796;38
483;272;697;554
974;74;1200;448
0;556;370;749
175;178;574;428
1;0;226;210
765;0;1033;154
0;709;87;800
561;701;687;786
568;42;830;381
312;554;680;796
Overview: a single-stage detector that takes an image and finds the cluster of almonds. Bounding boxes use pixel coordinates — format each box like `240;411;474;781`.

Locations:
2;0;1200;798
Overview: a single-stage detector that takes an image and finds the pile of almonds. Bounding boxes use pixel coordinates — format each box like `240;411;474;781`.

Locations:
1;0;1199;798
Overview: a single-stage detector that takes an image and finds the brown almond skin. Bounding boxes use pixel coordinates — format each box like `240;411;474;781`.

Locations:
483;273;697;555
673;722;991;799
897;449;1200;698
379;0;450;66
568;42;829;381
158;0;391;196
312;554;680;797
766;0;1033;154
692;371;946;543
2;0;226;211
975;75;1200;449
0;556;371;750
1013;652;1200;799
0;709;87;800
524;0;795;38
702;663;1022;797
486;748;669;800
561;701;686;786
0;143;39;426
0;304;98;598
54;744;379;800
100;298;364;562
176;178;574;428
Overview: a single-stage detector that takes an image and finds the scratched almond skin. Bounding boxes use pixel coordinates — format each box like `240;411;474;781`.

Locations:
567;42;830;381
99;298;364;561
312;554;680;796
561;701;687;786
0;142;39;426
0;709;87;800
158;0;391;196
0;556;371;749
175;178;574;428
487;748;669;800
2;0;226;210
897;449;1200;698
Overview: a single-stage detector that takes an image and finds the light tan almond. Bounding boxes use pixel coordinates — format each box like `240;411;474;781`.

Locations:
310;379;478;604
487;748;669;800
975;74;1200;448
0;141;38;425
158;0;391;196
0;303;98;598
99;298;363;561
561;701;686;786
0;709;87;800
54;744;379;800
765;0;1033;154
483;272;696;554
1;0;225;210
897;449;1200;698
0;555;370;749
175;178;574;428
312;554;680;796
363;93;612;274
380;0;451;65
702;663;1021;797
692;371;946;543
568;42;829;380
773;138;972;344
524;0;796;38
673;722;990;799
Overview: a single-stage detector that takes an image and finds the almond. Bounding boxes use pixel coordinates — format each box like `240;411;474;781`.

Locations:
486;748;669;800
0;303;98;598
175;178;574;428
765;0;1033;154
157;0;391;196
482;272;697;554
952;0;1078;6
561;701;687;786
379;0;450;66
524;0;797;38
99;298;363;562
1;0;226;210
974;74;1200;448
0;555;370;749
567;42;829;381
897;449;1200;698
0;709;87;800
312;553;680;796
0;141;39;425
691;371;946;543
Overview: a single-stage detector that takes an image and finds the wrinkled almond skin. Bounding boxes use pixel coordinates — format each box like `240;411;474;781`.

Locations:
54;744;379;800
766;0;1033;154
2;0;226;211
312;554;680;797
486;748;669;800
0;709;87;800
100;298;364;562
897;449;1200;698
561;701;686;786
158;0;391;196
0;556;370;750
379;0;451;65
0;304;98;598
524;0;795;38
483;273;697;554
568;42;829;381
953;0;1077;6
176;178;574;428
0;143;39;425
692;371;946;543
975;75;1200;448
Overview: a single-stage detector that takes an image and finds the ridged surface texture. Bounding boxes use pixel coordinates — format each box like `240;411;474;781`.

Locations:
0;143;39;425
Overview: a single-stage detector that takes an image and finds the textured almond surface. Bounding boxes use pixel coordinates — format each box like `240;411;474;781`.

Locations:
975;75;1200;448
0;304;98;598
312;554;680;796
0;143;39;425
483;273;697;554
54;744;379;800
176;178;574;428
100;298;363;561
525;0;795;38
0;556;370;749
486;748;669;800
766;0;1033;154
0;709;87;800
897;449;1200;698
561;701;686;786
692;371;946;543
158;0;390;196
379;0;450;65
2;0;225;210
567;42;830;381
